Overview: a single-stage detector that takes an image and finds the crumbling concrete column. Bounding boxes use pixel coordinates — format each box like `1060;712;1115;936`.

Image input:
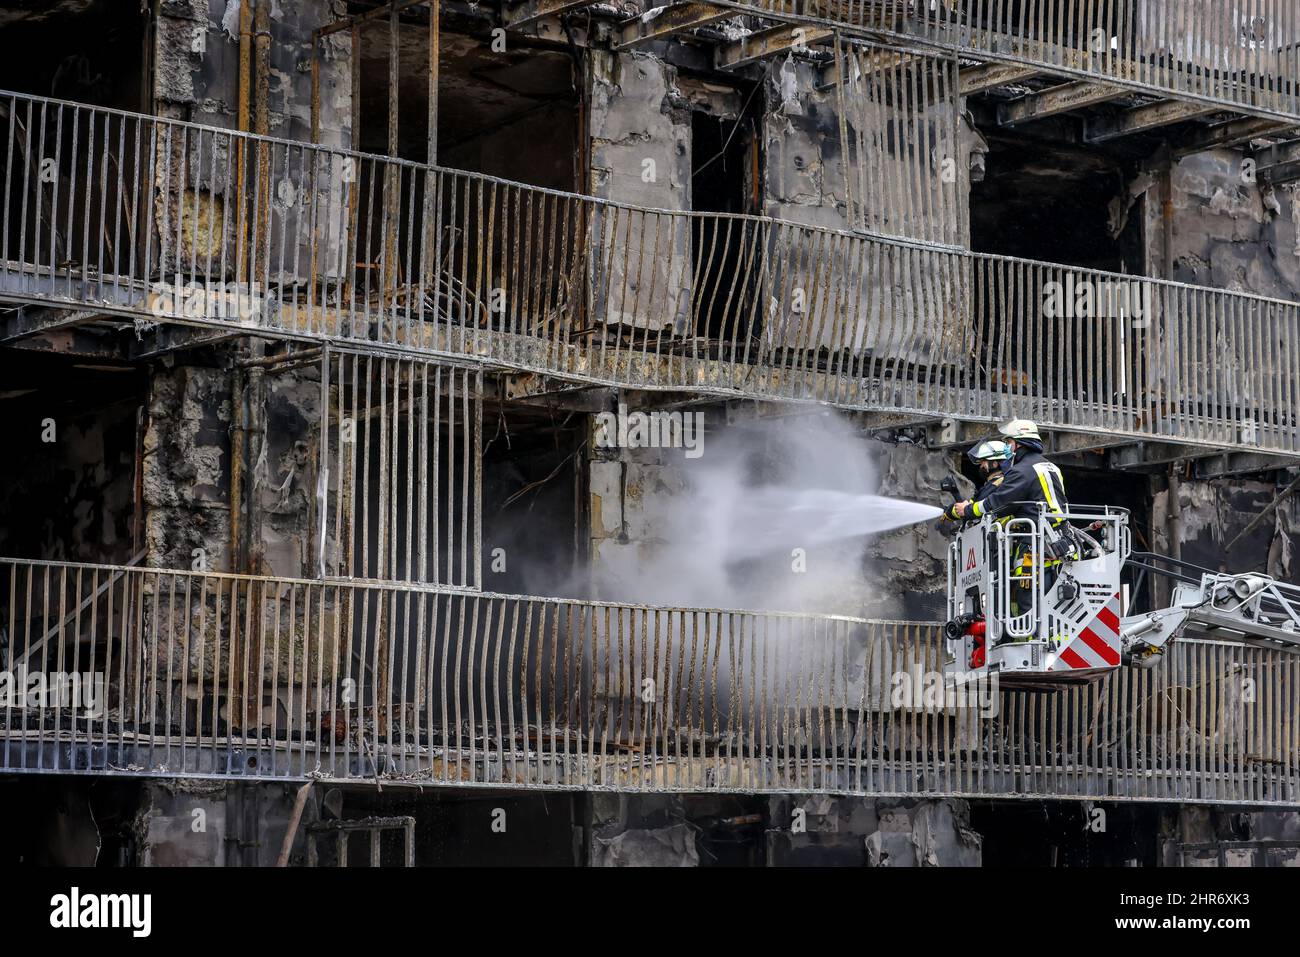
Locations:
135;779;313;866
143;364;235;573
155;0;352;146
144;359;320;578
587;49;692;333
583;793;701;867
766;795;983;867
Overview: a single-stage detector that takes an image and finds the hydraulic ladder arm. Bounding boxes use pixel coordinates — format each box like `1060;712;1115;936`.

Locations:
1121;572;1300;666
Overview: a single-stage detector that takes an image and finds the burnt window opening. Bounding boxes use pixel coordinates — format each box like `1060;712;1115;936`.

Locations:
0;349;145;567
355;24;579;191
970;800;1163;867
689;93;762;347
479;395;584;599
967;128;1149;414
969;134;1145;274
0;0;148;109
0;1;151;274
352;23;581;335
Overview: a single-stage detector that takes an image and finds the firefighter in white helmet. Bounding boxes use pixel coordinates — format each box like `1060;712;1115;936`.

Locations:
942;438;1014;527
967;438;1014;503
947;420;1071;619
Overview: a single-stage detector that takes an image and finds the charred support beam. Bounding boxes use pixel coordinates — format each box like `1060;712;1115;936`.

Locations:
951;27;1299;123
959;63;1042;95
620;389;717;411
1257;139;1300;185
925;422;1141;455
716;23;833;70
1261;162;1300;186
725;402;842;426
3;327;127;360
1224;472;1300;553
505;0;593;28
317;0;427;36
615;3;733;50
1175;117;1299;157
1109;441;1196;470
503;372;614;412
720;402;930;428
1047;432;1188;470
850;411;943;433
1194;452;1300;480
998;81;1127;126
1258;139;1300;168
2;307;102;343
1044;430;1140;457
1261;163;1300;186
129;325;243;359
1085;99;1219;143
725;403;939;431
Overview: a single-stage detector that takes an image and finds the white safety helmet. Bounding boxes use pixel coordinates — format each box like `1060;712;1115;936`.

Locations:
967;438;1013;466
999;419;1042;443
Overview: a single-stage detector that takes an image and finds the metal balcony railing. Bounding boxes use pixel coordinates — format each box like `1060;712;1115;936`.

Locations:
2;91;1299;452
744;0;1300;122
1;557;1297;805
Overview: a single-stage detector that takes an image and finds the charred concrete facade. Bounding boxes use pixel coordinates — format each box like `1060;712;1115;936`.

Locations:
3;1;1300;867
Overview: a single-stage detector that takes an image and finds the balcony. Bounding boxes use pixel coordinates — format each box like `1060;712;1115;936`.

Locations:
1;557;1296;804
1;91;1299;457
512;1;1300;125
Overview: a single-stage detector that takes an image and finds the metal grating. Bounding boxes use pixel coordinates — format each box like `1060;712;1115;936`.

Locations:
0;92;1298;453
1;557;1297;805
320;349;482;588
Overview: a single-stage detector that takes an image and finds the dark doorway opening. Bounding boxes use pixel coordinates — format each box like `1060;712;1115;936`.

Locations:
0;349;144;566
0;0;148;109
355;24;579;192
971;800;1164;866
690;100;760;345
1059;461;1154;609
968;130;1149;416
479;396;585;598
970;133;1145;273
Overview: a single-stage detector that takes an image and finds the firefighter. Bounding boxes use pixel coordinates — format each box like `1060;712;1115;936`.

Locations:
940;438;1013;531
946;420;1071;621
947;420;1067;523
967;438;1013;503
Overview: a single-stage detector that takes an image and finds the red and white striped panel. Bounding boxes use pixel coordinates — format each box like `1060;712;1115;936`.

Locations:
1051;593;1122;672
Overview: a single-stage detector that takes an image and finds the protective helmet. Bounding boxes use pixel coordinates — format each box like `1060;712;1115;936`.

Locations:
999;419;1042;443
967;438;1014;466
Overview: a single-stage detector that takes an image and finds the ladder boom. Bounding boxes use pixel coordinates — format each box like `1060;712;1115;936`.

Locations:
1123;572;1300;663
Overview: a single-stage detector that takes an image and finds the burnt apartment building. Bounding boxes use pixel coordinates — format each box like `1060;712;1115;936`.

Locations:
1;0;1299;867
